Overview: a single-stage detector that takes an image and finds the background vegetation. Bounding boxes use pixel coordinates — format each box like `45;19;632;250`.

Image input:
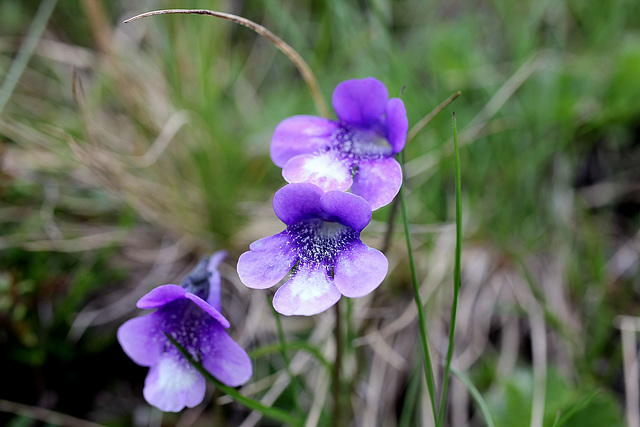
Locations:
1;0;639;425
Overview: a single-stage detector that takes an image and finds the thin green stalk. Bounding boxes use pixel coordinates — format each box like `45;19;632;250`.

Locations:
344;297;358;416
398;151;438;423
345;298;353;350
450;367;494;427
272;305;303;416
332;301;344;427
437;112;463;426
249;341;331;370
165;334;301;426
0;0;58;113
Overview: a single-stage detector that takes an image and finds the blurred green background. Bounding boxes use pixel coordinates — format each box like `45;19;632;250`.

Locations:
1;0;639;426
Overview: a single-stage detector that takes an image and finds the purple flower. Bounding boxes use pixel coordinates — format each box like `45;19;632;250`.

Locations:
117;251;252;412
237;183;388;316
270;77;408;210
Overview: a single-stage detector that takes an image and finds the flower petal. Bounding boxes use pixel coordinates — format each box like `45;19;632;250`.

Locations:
184;293;231;329
237;233;296;289
273;182;324;225
200;322;252;387
319;190;371;232
137;284;186;309
270;115;339;167
332;77;389;128
351;157;403;210
273;263;341;316
143;351;205;412
117;313;164;367
205;251;227;311
333;242;388;298
385;98;408;153
282;152;353;193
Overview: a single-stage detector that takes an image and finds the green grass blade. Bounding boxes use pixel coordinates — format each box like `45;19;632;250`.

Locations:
550;390;601;427
437;112;463;425
399;150;438;423
450;367;495;427
0;0;58;114
165;333;302;427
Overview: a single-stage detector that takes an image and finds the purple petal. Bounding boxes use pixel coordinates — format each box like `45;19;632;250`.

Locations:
137;284;186;309
333;242;388;298
205;251;226;311
270;116;339;167
237;233;297;289
143;351;206;412
273;183;324;225
200;322;252;387
282;152;353;193
332;77;389;128
273;263;342;316
351;157;403;210
184;293;230;329
117;313;164;367
385;98;408;153
319;190;371;232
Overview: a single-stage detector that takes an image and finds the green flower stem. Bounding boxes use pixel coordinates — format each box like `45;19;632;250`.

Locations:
344;297;357;413
332;300;344;427
272;305;303;416
345;297;353;351
437;113;462;426
165;333;301;427
398;151;438;423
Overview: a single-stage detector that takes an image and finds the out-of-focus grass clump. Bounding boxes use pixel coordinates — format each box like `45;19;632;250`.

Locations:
1;0;639;425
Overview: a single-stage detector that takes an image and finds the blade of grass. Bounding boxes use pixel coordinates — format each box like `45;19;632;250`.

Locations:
0;0;58;114
123;9;329;118
165;333;301;427
450;367;495;427
437;112;462;425
398;150;438;423
550;390;601;427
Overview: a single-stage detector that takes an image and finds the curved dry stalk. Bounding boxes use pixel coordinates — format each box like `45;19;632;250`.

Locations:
124;9;329;118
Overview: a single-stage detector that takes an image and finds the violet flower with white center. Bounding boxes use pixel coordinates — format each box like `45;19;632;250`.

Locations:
270;77;408;210
117;251;252;412
237;183;388;316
